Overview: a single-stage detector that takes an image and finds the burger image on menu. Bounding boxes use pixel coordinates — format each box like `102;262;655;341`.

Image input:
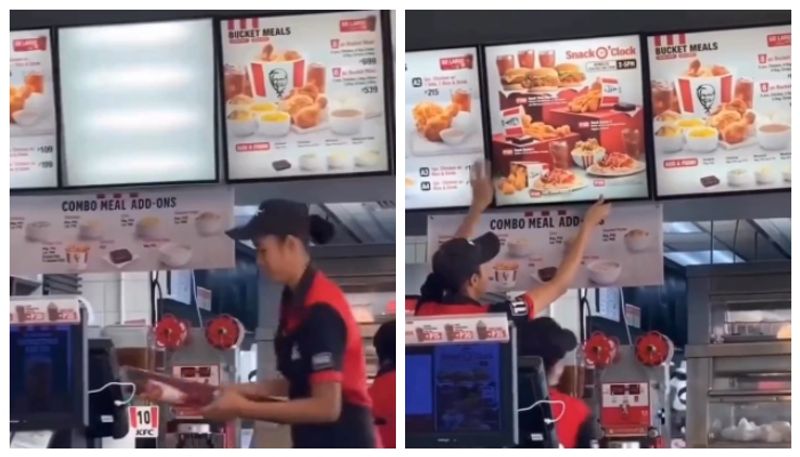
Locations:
488;37;647;205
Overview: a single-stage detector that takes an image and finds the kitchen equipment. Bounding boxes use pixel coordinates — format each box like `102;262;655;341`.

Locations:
685;262;791;448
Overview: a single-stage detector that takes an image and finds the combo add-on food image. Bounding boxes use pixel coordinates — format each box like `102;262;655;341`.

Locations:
484;35;649;206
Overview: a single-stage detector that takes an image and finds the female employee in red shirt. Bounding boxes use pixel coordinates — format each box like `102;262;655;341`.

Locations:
369;320;396;448
517;317;596;448
415;160;611;321
201;199;376;448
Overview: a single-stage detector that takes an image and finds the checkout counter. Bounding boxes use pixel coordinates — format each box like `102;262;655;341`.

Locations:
10;297;129;448
405;314;560;448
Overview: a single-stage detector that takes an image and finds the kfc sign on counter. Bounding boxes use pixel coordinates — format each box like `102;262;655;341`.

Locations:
484;35;649;207
648;25;791;197
221;11;390;182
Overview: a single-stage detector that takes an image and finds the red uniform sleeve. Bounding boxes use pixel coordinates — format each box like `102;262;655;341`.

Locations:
300;303;347;384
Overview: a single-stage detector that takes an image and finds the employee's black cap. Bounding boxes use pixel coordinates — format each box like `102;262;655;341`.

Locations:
431;232;501;289
517;317;578;370
226;199;311;243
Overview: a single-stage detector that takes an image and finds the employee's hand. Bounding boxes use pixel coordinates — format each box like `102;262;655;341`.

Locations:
582;197;611;228
470;159;494;211
201;386;246;422
138;382;163;403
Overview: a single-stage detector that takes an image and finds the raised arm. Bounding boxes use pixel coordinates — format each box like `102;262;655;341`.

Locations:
454;160;494;240
520;198;611;315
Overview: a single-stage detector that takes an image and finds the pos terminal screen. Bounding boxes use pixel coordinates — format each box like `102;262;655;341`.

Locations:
406;343;502;434
10;325;76;417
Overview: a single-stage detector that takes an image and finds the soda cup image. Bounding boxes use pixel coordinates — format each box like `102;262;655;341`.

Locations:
476;321;488;340
444;324;456;341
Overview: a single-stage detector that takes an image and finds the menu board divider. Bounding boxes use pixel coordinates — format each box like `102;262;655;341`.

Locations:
405;44;493;212
55;18;221;190
645;23;791;200
479;32;653;209
10;26;61;191
219;10;394;184
638;33;659;203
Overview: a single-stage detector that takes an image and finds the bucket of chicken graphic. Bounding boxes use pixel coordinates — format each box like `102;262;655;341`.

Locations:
675;72;734;116
248;58;306;103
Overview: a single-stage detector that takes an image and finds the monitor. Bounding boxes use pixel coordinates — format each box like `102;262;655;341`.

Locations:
517;356;558;448
406;338;517;447
10;322;87;431
87;338;129;439
483;34;649;207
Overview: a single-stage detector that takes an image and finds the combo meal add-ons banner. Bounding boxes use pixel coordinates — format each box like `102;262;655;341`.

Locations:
10;187;235;275
427;203;664;293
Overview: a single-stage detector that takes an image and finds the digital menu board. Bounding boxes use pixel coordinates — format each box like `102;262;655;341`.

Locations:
406;47;486;209
10;29;58;190
484;35;649;206
58;19;217;187
221;11;390;181
648;25;791;197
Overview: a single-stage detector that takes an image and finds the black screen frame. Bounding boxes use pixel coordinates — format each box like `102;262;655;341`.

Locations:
10;316;88;432
405;331;518;448
644;22;792;201
218;10;396;184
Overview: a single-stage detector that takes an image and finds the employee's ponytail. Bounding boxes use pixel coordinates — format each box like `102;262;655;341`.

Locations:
309;215;335;245
418;272;449;311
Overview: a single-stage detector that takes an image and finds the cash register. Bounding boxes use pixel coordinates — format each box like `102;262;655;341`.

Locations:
405;314;519;447
10;297;129;448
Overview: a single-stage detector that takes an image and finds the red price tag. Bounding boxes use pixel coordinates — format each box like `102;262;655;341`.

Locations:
454;330;474;341
422;331;442;342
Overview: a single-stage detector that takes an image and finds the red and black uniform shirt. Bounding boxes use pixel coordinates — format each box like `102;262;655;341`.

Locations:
368;362;396;448
275;267;376;448
414;293;536;326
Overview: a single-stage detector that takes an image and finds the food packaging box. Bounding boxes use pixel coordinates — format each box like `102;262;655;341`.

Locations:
491;132;580;176
546;109;644;155
675;73;733;116
498;89;569;124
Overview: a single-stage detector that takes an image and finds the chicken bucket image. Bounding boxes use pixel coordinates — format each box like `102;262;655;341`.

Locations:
675;73;733;116
248;58;306;103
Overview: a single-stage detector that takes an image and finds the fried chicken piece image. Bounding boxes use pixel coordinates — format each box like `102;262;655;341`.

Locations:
498;178;516;195
412;102;445;134
687;59;702;77
743;111;756;125
260;44;274;61
709;110;741;131
281;94;314;117
512;170;527;190
293;98;327;129
722;121;750;144
711;65;729;76
284;50;302;61
423;115;451;142
444;103;460;120
293;83;320;100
